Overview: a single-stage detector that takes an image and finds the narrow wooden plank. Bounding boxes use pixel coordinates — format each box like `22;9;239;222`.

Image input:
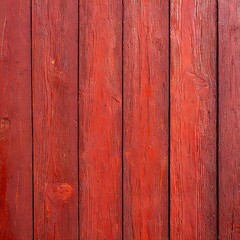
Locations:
32;1;78;238
219;1;240;238
79;0;122;239
123;0;169;239
170;0;217;239
0;1;32;239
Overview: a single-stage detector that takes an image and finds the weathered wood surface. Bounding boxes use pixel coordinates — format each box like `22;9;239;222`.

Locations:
32;0;78;238
170;0;217;239
219;0;240;238
79;0;122;239
123;0;169;239
0;1;32;239
1;1;239;239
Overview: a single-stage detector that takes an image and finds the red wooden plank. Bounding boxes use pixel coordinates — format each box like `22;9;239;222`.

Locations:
123;0;169;239
79;0;122;239
32;1;78;238
0;1;32;239
170;0;217;239
219;1;240;238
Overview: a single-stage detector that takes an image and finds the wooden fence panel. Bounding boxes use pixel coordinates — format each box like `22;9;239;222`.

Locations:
123;0;169;239
170;0;217;239
219;0;240;238
0;1;32;239
32;0;78;238
79;0;122;239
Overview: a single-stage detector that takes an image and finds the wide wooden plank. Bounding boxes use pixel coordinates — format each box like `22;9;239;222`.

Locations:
170;0;217;239
0;1;32;239
32;1;78;238
219;1;240;238
79;0;122;239
123;0;169;239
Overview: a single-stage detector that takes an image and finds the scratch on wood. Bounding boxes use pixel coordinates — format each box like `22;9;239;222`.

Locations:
1;18;7;58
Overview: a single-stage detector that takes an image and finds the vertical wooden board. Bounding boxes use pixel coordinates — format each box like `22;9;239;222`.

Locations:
32;0;78;239
123;0;169;239
0;0;32;239
170;0;217;239
219;1;240;238
79;0;122;239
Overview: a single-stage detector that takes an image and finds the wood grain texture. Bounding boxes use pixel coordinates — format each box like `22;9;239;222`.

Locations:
170;0;217;239
32;0;78;239
79;0;122;239
123;0;169;239
219;1;240;238
0;0;32;239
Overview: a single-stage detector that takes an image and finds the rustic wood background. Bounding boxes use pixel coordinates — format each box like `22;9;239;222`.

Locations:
0;0;238;239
